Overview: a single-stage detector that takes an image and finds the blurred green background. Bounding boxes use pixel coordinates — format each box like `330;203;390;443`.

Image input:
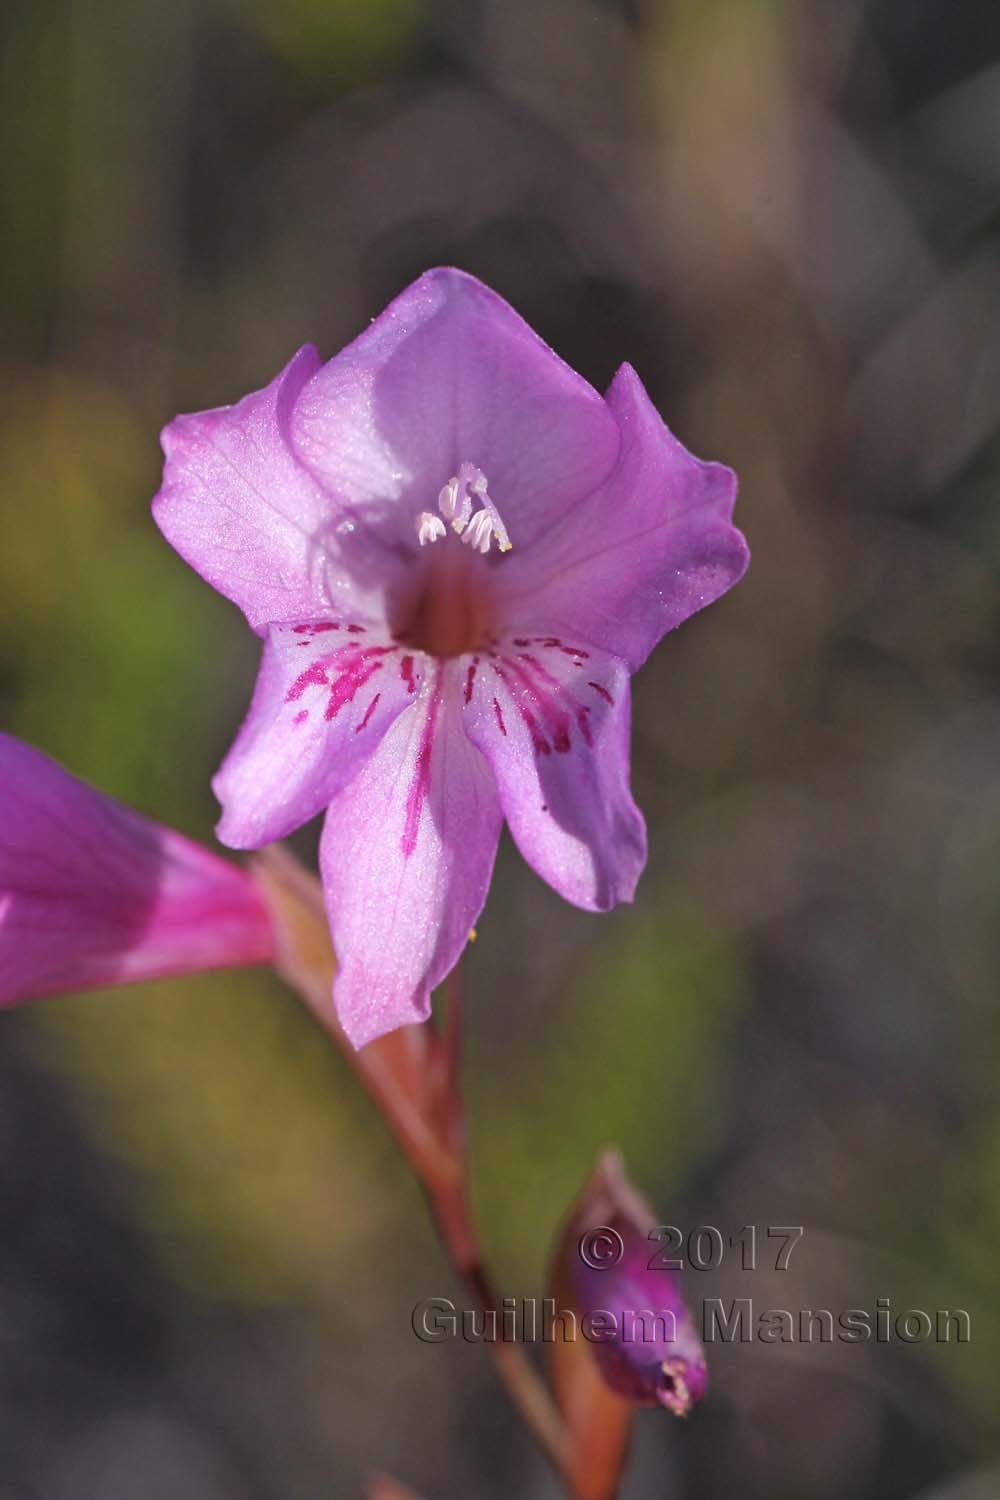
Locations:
2;1;999;1496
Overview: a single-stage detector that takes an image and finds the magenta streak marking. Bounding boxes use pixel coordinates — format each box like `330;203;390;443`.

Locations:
401;687;440;858
504;655;572;753
517;658;614;745
515;652;564;689
325;659;383;721
400;655;417;694
286;660;330;702
493;660;550;755
293;710;308;726
541;635;588;658
356;693;381;733
493;697;507;737
286;640;391;705
346;623;366;634
464;657;479;705
293;622;339;634
512;635;589;659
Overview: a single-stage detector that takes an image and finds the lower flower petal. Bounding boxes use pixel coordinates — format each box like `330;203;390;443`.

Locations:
0;735;274;1005
320;662;502;1048
215;623;425;848
462;639;646;911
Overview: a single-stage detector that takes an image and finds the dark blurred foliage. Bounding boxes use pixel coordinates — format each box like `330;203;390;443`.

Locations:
2;0;1000;1496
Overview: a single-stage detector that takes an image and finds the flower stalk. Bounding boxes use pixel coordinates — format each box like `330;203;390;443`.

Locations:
252;845;577;1488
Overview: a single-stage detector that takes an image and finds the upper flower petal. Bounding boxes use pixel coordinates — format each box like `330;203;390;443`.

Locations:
320;662;502;1048
461;637;646;911
214;622;425;848
290;268;621;552
494;362;749;670
0;735;274;1005
154;345;343;634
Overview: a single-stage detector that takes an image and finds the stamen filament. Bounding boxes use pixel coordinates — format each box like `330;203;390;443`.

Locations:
420;464;512;554
416;511;447;546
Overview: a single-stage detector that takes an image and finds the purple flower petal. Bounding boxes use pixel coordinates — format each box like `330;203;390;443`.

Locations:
0;735;274;1005
320;663;502;1048
461;638;645;910
290;268;621;553
495;362;749;670
214;623;425;848
155;346;342;634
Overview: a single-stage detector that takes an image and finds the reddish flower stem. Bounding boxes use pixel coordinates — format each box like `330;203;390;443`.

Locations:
419;965;574;1482
252;849;575;1489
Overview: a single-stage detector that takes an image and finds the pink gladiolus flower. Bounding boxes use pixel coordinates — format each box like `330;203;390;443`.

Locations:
154;268;748;1046
0;735;274;1004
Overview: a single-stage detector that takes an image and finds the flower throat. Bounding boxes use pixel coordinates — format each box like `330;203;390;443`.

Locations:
404;465;511;657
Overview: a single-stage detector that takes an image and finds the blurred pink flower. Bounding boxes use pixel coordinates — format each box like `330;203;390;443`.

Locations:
571;1227;707;1416
556;1152;707;1418
0;735;274;1005
154;268;748;1046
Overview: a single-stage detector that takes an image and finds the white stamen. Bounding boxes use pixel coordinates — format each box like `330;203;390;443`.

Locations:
416;511;447;546
450;485;473;535
437;479;459;522
460;509;494;553
479;495;511;553
431;463;512;554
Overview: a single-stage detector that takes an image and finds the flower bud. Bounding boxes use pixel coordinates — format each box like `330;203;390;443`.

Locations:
557;1151;707;1416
